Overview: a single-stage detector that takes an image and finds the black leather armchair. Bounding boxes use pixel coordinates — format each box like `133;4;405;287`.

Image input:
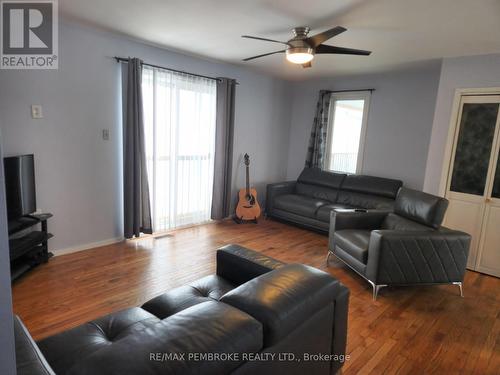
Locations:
328;188;471;300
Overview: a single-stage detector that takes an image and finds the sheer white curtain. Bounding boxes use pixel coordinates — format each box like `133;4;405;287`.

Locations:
142;66;217;232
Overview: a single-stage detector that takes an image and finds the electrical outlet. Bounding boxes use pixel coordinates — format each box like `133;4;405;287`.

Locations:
31;105;43;119
102;129;110;140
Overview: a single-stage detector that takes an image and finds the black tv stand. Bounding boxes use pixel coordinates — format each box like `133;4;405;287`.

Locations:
9;213;53;281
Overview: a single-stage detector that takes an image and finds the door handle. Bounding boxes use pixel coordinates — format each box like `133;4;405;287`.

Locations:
485;198;491;203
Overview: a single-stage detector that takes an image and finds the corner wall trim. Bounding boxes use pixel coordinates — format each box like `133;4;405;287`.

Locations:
53;237;124;256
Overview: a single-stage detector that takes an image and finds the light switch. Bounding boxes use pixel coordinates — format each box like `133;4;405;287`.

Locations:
31;105;43;119
102;129;110;140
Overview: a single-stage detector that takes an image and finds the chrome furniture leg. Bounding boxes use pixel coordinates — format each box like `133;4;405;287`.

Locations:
326;251;333;264
327;251;389;300
368;280;387;301
452;282;463;297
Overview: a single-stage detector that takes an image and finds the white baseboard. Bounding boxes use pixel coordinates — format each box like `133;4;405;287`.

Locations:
52;237;124;257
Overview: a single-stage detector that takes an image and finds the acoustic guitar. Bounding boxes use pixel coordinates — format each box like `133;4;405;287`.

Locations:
235;154;261;223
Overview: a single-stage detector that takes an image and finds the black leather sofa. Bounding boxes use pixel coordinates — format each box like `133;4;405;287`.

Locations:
266;168;403;232
15;245;350;375
328;188;471;300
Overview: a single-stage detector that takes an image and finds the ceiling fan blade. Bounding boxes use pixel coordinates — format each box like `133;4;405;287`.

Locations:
316;44;371;56
306;26;347;47
241;35;289;46
302;62;312;68
242;50;286;61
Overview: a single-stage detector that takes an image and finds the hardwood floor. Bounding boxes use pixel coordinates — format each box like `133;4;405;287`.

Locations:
12;219;500;374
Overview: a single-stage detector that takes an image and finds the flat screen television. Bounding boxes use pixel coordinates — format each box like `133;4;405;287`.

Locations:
4;154;36;221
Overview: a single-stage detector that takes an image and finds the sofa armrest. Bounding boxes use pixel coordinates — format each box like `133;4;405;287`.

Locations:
330;210;388;232
366;229;471;285
266;181;296;214
216;244;285;285
220;264;348;349
14;316;55;375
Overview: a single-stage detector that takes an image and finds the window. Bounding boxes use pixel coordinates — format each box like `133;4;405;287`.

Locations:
142;66;217;232
324;91;371;174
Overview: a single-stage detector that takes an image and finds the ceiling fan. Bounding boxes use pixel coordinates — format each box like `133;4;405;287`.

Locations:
241;26;371;68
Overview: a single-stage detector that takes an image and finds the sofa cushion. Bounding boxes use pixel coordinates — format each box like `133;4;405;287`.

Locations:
37;307;159;374
141;275;235;319
336;191;396;210
270;208;330;232
394;188;448;229
296;183;339;202
51;302;263;375
340;174;403;199
333;230;371;264
273;194;329;218
316;204;355;222
295;168;346;202
297;167;346;190
381;213;434;231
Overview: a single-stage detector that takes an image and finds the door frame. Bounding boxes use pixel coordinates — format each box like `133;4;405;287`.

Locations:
439;88;500;273
438;87;500;197
475;102;500;277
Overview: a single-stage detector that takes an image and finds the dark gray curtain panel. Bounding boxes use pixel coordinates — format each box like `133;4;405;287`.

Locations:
305;90;332;168
123;58;152;238
211;78;236;220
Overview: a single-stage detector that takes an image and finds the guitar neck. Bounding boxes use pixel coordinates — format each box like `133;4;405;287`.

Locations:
246;164;250;194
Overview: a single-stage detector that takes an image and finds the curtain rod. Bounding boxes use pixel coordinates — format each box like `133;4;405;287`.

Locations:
324;89;375;93
114;56;239;84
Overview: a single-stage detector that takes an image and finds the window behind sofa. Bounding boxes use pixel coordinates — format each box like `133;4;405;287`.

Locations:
324;91;371;174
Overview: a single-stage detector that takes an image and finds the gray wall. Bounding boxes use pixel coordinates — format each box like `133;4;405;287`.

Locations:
285;62;442;189
0;133;16;375
0;21;292;253
423;53;500;194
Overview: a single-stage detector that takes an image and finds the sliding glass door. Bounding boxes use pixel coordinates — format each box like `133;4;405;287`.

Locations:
142;66;217;232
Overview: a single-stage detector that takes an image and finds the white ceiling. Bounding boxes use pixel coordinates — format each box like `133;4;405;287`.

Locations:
60;0;500;80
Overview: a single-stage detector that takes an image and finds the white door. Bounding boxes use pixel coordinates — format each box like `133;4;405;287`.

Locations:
443;95;500;277
476;120;500;277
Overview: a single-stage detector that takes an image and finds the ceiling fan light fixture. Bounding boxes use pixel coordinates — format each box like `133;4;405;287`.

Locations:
241;26;371;64
286;47;314;64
